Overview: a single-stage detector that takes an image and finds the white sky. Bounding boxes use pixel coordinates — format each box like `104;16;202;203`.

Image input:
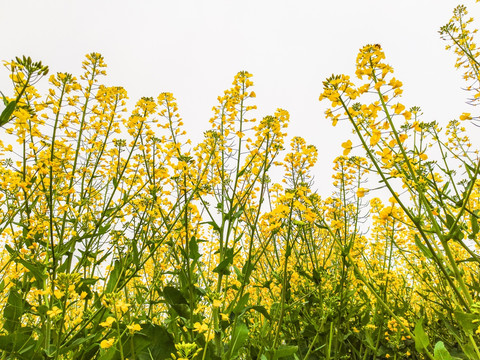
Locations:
1;0;478;195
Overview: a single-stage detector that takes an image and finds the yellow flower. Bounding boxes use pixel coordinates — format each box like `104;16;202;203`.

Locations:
370;129;381;147
412;121;422;131
193;322;209;333
460;112;472;120
205;331;215;342
115;300;130;314
392;103;405;114
332;114;340;126
399;134;408;143
388;77;403;89
379;147;393;164
100;338;115;349
379;207;392;220
341;140;352;156
127;323;142;334
356;188;369;198
100;316;116;328
374;80;385;90
46;306;62;318
213;299;222;308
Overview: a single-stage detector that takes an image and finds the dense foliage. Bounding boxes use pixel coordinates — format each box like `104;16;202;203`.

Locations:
1;4;480;360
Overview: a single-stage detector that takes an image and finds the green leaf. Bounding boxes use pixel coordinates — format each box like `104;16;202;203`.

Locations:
4;244;15;256
434;341;453;360
61;333;98;354
469;213;479;239
105;260;123;293
227;322;248;359
203;220;220;232
98;345;117;360
162;286;189;318
0;327;41;359
213;258;232;275
3;288;24;333
414;234;433;259
189;236;201;261
213;247;234;275
454;310;478;334
233;293;250;315
0;91;9;106
274;345;298;359
446;214;455;229
77;341;100;360
134;324;176;360
458;342;478;360
231;209;244;221
95;250;111;266
414;319;430;353
234;265;243;282
246;305;271;320
163;286;188;305
241;262;254;283
0;100;16;127
16;257;46;288
365;330;375;349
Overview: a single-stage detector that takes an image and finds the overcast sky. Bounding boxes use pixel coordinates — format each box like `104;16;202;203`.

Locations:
1;0;477;195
